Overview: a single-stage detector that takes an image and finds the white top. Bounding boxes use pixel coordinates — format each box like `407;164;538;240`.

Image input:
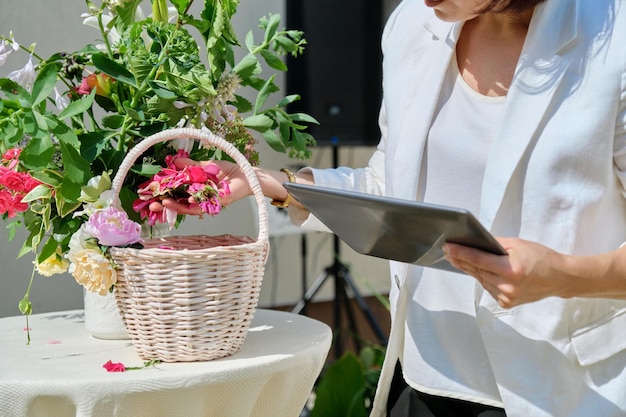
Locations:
300;1;626;415
402;59;506;405
0;309;332;417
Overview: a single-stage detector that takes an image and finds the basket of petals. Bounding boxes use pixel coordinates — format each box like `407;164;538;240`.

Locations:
109;127;269;362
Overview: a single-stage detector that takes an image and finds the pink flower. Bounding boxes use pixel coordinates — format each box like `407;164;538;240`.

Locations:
133;197;168;226
75;73;113;97
184;165;208;184
85;206;142;247
0;170;28;193
0;189;21;218
1;148;21;169
132;157;230;224
103;360;126;372
165;149;189;169
10;194;28;214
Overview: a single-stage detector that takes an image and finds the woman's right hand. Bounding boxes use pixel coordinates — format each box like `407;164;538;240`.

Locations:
159;158;253;215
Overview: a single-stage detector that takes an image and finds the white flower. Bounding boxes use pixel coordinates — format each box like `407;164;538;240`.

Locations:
68;224;99;253
82;14;121;47
0;39;17;67
8;54;35;90
54;87;68;110
83;5;177;50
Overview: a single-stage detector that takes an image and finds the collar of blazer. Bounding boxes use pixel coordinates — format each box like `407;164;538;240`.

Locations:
385;0;578;231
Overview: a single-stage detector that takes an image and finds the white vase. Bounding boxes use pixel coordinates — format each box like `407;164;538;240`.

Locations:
83;289;130;340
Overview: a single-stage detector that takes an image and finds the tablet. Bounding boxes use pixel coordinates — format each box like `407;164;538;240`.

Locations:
284;182;507;271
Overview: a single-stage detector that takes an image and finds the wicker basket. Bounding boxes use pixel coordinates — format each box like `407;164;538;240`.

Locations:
109;127;269;362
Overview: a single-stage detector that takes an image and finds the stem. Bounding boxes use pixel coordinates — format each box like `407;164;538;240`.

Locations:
96;4;114;58
21;260;37;345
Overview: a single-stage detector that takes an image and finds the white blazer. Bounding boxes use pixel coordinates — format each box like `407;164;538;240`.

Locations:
302;0;626;415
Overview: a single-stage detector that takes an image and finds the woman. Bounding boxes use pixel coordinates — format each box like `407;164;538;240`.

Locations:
165;0;626;415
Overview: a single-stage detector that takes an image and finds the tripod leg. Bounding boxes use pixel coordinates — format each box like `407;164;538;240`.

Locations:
341;267;388;345
336;267;363;354
291;269;330;314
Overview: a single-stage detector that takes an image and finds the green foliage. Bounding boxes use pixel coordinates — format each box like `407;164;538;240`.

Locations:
310;345;386;417
0;0;315;317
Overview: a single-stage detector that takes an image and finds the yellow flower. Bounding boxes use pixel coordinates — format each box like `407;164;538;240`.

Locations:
34;248;70;277
68;249;117;295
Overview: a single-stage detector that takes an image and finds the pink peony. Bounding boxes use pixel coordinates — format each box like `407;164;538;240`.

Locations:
85;206;142;247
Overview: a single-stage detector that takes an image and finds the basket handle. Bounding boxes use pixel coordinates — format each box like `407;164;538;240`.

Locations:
111;127;269;243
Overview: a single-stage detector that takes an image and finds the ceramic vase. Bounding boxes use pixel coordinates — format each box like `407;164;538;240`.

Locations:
83;288;130;340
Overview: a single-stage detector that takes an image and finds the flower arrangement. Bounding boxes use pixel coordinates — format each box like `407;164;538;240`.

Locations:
0;0;315;323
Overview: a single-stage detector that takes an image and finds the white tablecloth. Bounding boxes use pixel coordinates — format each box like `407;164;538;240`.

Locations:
0;309;332;417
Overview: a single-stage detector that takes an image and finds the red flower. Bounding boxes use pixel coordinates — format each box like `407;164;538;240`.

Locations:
103;360;126;372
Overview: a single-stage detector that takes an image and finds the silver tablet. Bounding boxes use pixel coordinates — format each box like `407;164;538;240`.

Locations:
284;182;507;271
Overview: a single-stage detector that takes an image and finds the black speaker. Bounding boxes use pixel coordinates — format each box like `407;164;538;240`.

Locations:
286;0;384;147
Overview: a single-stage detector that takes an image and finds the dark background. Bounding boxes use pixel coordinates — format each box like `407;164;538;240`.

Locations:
286;0;386;147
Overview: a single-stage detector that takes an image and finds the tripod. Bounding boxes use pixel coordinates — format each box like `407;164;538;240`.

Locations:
291;146;387;357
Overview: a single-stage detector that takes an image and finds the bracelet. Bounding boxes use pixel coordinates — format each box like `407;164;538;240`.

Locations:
270;168;296;208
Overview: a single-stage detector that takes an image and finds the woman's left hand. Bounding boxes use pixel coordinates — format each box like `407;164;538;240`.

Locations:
442;238;568;308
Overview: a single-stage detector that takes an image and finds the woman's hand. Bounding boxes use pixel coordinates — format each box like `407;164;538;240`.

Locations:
442;237;569;308
159;158;253;215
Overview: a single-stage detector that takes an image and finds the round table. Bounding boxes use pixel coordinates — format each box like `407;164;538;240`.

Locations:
0;309;332;417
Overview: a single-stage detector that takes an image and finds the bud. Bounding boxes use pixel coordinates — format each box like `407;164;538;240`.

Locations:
152;0;168;23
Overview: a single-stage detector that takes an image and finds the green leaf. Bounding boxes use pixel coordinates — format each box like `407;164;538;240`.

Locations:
245;30;254;51
78;131;108;162
31;109;48;131
46;116;80;147
243;114;273;132
20;135;55;170
147;80;177;99
263;13;282;45
59;141;92;203
274;35;297;54
233;54;261;80
114;0;144;25
170;0;192;15
37;237;60;264
31;63;58;106
231;94;252;113
261;129;285;153
22;111;39;136
56;197;82;218
1;120;24;146
58;89;96;119
0;78;30;103
92;54;137;87
101;114;125;129
310;353;367;417
278;94;301;107
254;75;276;113
290;112;319;125
21;184;54;203
31;169;63;187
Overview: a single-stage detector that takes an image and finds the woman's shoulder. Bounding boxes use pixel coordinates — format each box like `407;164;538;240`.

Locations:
382;0;446;51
